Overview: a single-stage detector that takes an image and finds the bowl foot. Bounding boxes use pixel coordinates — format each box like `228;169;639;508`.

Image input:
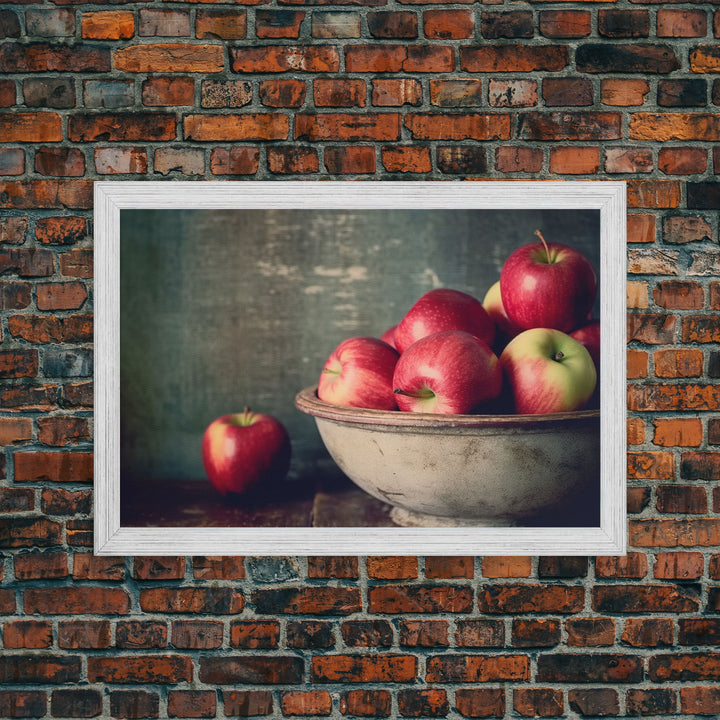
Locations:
390;507;516;528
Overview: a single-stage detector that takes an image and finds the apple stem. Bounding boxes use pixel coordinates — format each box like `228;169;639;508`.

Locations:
534;229;552;264
393;387;435;399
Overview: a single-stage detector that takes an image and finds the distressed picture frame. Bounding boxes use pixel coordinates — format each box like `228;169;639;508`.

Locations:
94;180;626;556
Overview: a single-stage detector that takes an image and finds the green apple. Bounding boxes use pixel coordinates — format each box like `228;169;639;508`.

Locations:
499;328;597;414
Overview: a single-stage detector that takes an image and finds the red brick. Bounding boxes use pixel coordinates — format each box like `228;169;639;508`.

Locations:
0;43;110;73
81;10;134;39
382;145;431;173
196;9;246;38
342;620;393;647
340;690;391;717
230;621;279;649
659;147;707;175
110;690;159;719
0;147;23;175
479;584;584;613
42;488;91;515
0;248;55;277
311;655;417;683
565;618;615;647
626;688;677;715
372;78;421;107
425;556;474;579
627;450;675;479
460;45;568;72
3;620;52;649
0;80;15;108
296;113;399;141
369;585;473;613
73;554;125;581
630;518;720;547
0;216;28;244
543;77;593;106
69;113;176;142
140;587;244;614
0;383;58;412
36;282;88;311
142;77;194;107
0;487;34;515
252;586;359;615
192;556;245;579
426;655;529;683
455;619;504;648
114;44;223;72
201;79;252;109
683;315;720;343
682;451;720;480
630;112;720;141
549;146;600;174
116;621;168;649
172;620;223;649
200;656;303;685
286;620;334;649
35;147;85;177
495;146;543;173
138;8;191;37
628;313;676;344
604;147;653;173
654;551;704;579
654;348;704;378
539;10;590;38
621;618;673;648
455;688;505;718
324;145;375;174
367;11;417;38
488;80;537;108
399;619;449;647
664;216;712;244
222;691;273;717
0;181;93;210
60;249;93;278
0;656;81;684
94;146;148;174
513;689;563;718
167;691;215;719
595;553;648;579
627;281;649;309
405;113;510;140
518;112;621;141
537;654;643;684
681;687;720;715
481;556;532;578
134;556;185;580
154;147;204;176
0;417;29;446
601;79;650;106
314;78;365;107
185;114;288;141
255;10;303;38
654;280;704;309
657;9;707;37
259;79;306;108
37;416;89;446
0;350;37;379
280;691;332;717
88;656;193;684
0;691;47;718
398;689;448;718
424;9;474;38
209;146;260;175
14;451;92;483
345;44;452;73
653;417;703;447
430;79;482;108
26;587;129;615
511;619;561;648
231;45;339;73
627;417;645;445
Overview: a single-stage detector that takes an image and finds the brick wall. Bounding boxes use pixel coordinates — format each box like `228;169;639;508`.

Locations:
1;0;720;717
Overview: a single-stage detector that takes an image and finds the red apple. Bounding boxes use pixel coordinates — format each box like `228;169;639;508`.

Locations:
380;324;397;349
392;330;502;414
318;336;399;410
499;328;597;415
500;230;598;333
201;410;291;497
393;288;495;354
482;280;522;340
570;320;601;372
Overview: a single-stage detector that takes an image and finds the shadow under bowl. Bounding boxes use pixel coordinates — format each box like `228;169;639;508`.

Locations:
294;386;600;527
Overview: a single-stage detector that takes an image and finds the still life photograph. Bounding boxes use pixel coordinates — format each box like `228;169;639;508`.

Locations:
94;180;626;556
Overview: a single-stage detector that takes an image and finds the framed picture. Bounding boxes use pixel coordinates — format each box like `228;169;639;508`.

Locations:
94;180;626;556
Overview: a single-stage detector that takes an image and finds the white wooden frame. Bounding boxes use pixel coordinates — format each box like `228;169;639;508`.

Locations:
94;180;626;556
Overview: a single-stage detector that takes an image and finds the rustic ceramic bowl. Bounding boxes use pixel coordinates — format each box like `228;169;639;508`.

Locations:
295;386;600;527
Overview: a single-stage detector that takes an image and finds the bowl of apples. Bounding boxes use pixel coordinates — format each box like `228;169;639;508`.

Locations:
295;231;602;527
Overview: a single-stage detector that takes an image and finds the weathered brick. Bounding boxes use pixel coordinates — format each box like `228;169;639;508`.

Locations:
598;9;649;38
0;349;37;379
34;147;84;177
340;689;391;717
88;656;193;684
231;45;339;73
0;112;62;142
167;691;215;719
196;9;246;39
37;416;89;446
681;687;720;716
0;216;28;244
478;585;584;614
455;688;505;718
324;145;375;174
568;689;619;718
430;79;483;107
114;44;223;73
538;556;588;578
286;620;334;649
367;11;417;38
456;619;504;648
425;9;474;39
258;79;306;107
601;78;649;107
576;44;679;74
653;417;703;447
256;10;304;38
200;656;303;685
630;113;720;141
0;43;110;73
513;688;563;718
138;8;191;37
495;146;543;173
537;654;643;684
426;655;529;683
437;145;486;174
172;620;223;649
512;619;561;648
140;587;244;614
209;146;259;175
565;618;615;647
0;9;21;38
201;79;252;108
0;148;24;175
654;551;704;580
369;585;473;613
142;77;194;107
481;556;532;578
399;619;449;647
297;113;399;141
314;78;365;107
110;690;159;720
222;691;272;718
342;620;393;647
372;78;421;106
69;113;176;142
549;146;599;174
382;145;431;173
663;216;712;244
627;280;649;309
398;689;448;718
252;586;359;615
658;8;707;37
185;114;288;141
518;112;621;141
115;621;168;649
489;79;537;108
3;620;52;649
622;618;673;648
83;79;134;109
626;688;677;715
43;348;93;378
311;12;361;39
230;621;280;649
0;691;46;718
405;113;510;140
81;10;134;40
654;348;704;378
95;147;148;174
280;691;331;717
461;45;567;72
154;147;204;175
0;656;81;684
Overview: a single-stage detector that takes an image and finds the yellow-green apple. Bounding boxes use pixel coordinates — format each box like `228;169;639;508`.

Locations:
394;288;495;354
499;328;597;414
318;336;399;410
482;281;522;340
201;410;291;497
392;330;502;414
500;230;597;333
570;320;601;372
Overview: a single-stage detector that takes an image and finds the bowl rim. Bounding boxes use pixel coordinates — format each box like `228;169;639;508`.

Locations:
295;385;600;429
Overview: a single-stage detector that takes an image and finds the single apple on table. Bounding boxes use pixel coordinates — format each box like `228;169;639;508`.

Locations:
499;328;597;415
500;230;598;334
202;409;291;498
393;288;495;354
392;330;502;414
318;336;400;410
